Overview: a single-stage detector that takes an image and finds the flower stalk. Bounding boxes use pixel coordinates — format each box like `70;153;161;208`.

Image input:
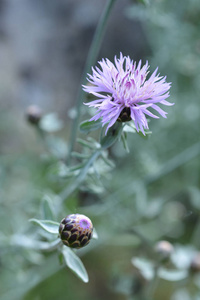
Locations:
67;0;117;164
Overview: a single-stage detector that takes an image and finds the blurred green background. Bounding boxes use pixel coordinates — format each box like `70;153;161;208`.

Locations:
0;0;200;299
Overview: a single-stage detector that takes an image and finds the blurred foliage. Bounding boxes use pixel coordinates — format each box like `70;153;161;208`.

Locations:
0;0;200;300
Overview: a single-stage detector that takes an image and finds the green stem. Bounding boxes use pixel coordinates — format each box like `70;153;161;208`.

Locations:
60;149;101;203
145;262;160;300
145;141;200;185
67;0;117;164
191;217;200;248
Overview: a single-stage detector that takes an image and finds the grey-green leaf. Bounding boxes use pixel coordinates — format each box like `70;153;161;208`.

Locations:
136;129;152;139
158;268;188;281
30;219;59;234
136;0;150;5
121;132;130;153
46;136;68;158
41;195;54;220
92;228;98;239
39;113;64;132
61;247;89;283
79;119;102;134
100;122;122;149
131;257;154;280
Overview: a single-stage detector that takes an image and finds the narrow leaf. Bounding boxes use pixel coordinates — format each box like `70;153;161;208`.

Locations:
77;138;97;149
39;113;64;132
30;219;59;234
131;257;154;280
41;196;54;220
79;119;102;134
46;136;68;158
123;124;136;133
158;268;188;281
71;152;90;159
100;123;122;149
11;234;61;251
121;132;130;153
61;247;89;283
137;129;152;139
101;154;115;168
137;0;150;5
92;228;98;239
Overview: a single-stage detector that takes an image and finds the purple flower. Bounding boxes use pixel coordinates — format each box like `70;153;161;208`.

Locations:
83;53;173;135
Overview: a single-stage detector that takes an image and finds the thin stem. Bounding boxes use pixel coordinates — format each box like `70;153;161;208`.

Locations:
60;149;101;203
191;217;200;248
145;262;160;300
67;0;117;164
35;126;49;151
144;141;200;185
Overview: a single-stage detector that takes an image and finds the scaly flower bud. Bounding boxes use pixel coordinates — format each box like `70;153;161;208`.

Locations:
59;214;93;249
155;240;174;259
26;105;42;125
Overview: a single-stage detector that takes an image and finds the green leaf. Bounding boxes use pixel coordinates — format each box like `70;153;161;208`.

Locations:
136;129;152;139
11;234;61;251
171;246;195;269
158;268;188;281
136;0;150;5
100;122;122;149
39;113;64;132
79;119;102;134
101;153;115;168
41;195;54;220
58;252;64;265
188;186;200;210
46;136;68;158
92;228;98;239
61;247;89;283
123;124;136;133
71;152;90;159
124;121;151;138
77;138;98;150
131;257;154;280
121;132;130;153
30;219;59;234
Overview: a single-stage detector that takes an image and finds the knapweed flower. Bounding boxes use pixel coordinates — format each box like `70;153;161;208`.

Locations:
59;214;93;249
83;53;173;135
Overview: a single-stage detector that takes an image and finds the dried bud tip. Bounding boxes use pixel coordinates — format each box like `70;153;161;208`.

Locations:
59;214;93;249
26;105;42;125
155;240;174;258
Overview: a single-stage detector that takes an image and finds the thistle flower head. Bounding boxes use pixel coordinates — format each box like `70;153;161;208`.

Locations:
59;214;93;249
83;53;173;135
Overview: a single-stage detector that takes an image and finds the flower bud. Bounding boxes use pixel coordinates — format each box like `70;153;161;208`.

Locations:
155;240;174;259
190;253;200;273
26;105;42;125
59;214;93;249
